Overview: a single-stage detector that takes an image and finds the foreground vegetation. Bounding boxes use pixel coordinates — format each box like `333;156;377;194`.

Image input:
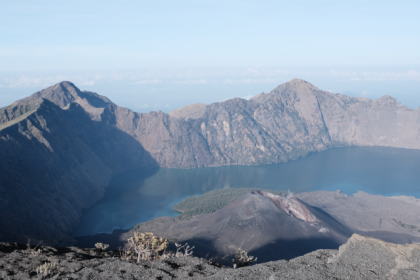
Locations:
173;188;292;220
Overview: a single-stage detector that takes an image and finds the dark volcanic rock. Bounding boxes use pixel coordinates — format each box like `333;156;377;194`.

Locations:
1;234;420;279
296;190;420;244
125;191;352;263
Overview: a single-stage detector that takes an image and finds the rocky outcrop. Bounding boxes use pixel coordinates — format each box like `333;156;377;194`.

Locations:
1;234;420;279
258;190;318;222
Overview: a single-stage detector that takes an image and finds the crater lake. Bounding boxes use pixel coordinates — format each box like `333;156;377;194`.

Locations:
72;146;420;237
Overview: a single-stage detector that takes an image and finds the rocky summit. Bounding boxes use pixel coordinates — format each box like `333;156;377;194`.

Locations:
1;79;420;247
1;234;420;279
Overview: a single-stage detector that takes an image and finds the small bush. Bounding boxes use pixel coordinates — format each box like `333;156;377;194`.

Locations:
36;262;56;276
233;250;256;268
23;239;42;257
95;243;109;250
127;232;169;262
175;242;194;257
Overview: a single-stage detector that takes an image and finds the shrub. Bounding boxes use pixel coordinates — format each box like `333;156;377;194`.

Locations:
36;262;56;276
127;232;169;262
233;250;256;268
95;243;109;250
175;242;194;257
23;239;42;257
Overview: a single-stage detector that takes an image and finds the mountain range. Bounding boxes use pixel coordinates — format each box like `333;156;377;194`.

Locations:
1;79;420;245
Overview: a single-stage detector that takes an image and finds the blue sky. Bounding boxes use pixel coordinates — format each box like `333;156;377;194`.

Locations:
1;1;419;112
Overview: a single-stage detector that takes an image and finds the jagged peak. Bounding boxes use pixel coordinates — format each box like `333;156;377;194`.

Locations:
12;81;112;111
49;81;80;93
284;78;320;90
252;78;321;103
375;95;407;108
378;95;397;101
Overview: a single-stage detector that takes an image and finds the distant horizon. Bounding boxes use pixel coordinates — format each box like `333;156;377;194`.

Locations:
2;1;419;112
2;67;419;113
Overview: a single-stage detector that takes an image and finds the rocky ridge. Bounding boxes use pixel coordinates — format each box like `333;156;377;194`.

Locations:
5;79;420;170
1;234;420;279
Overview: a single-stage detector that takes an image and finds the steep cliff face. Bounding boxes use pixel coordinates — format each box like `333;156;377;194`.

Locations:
167;78;420;167
0;99;156;245
316;92;420;149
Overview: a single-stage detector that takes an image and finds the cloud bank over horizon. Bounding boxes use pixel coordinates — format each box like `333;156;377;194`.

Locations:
2;67;420;89
1;66;419;113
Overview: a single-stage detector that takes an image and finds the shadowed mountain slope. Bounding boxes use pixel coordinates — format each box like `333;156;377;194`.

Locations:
0;99;157;245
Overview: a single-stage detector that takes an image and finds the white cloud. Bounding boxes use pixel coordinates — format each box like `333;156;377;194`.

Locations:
135;79;162;84
241;95;254;100
135;103;151;108
79;80;96;86
223;78;277;84
1;68;419;90
171;79;208;84
333;70;420;82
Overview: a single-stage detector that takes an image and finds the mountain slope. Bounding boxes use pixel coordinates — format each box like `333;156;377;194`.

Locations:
0;99;156;245
127;191;352;263
297;190;420;244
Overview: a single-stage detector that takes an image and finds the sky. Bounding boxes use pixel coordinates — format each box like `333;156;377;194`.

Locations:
1;0;419;112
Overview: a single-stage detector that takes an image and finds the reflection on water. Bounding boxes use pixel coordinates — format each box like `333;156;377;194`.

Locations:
72;147;420;236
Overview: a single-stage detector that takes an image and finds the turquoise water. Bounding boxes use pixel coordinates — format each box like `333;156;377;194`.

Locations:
72;146;420;236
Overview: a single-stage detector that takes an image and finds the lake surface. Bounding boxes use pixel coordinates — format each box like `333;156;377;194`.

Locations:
72;146;420;237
